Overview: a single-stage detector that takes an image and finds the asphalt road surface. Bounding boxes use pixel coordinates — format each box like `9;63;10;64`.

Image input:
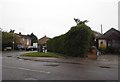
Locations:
2;51;118;80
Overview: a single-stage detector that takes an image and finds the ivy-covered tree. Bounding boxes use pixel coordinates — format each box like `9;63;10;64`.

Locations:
47;18;95;57
9;29;15;33
64;21;95;57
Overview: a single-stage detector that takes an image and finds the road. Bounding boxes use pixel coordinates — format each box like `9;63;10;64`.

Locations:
2;51;118;80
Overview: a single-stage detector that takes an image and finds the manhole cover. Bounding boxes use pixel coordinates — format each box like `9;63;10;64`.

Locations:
44;63;59;67
99;66;111;68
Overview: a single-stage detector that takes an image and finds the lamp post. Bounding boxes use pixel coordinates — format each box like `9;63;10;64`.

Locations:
13;41;14;51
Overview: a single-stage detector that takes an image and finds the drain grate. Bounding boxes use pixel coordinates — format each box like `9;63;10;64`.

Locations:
99;66;111;68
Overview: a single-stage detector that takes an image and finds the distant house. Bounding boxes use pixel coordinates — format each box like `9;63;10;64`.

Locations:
16;33;31;49
38;36;50;52
97;28;120;53
38;36;50;45
91;30;103;48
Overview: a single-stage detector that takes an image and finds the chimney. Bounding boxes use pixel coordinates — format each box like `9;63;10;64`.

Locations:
19;32;21;35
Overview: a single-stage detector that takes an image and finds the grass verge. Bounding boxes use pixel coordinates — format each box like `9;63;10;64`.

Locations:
21;52;63;58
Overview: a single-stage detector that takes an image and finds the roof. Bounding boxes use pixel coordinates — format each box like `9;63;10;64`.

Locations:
98;28;120;40
92;30;102;38
92;30;101;35
38;36;50;45
39;35;50;40
16;33;31;39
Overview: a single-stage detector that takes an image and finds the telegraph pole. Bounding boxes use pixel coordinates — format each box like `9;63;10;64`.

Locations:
101;24;103;34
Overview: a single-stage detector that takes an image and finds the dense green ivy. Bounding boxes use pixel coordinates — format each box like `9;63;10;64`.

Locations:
47;21;95;57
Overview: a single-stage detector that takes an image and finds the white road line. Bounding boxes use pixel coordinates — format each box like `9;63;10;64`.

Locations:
2;65;51;74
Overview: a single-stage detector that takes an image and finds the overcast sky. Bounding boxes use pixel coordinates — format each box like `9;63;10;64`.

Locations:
1;0;119;38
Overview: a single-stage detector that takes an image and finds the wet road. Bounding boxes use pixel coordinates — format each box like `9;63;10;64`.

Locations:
2;51;118;80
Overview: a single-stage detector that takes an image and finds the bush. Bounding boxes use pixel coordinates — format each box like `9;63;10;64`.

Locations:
105;47;120;54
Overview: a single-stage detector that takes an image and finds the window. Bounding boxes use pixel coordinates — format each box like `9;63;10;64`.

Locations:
22;38;24;41
27;39;29;45
108;41;111;47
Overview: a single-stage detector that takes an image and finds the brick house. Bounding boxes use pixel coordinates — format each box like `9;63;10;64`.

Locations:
38;36;50;52
16;33;31;49
38;36;50;45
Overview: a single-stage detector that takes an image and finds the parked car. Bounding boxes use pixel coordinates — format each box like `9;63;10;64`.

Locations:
4;47;12;51
26;46;37;51
17;45;25;50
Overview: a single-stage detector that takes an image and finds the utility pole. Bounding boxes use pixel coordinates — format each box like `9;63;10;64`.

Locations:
101;24;103;34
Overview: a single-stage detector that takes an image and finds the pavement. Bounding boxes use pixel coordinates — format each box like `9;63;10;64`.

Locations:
17;54;118;66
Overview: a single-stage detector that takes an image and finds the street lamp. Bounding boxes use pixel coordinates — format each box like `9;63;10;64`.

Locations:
13;33;14;51
13;41;14;51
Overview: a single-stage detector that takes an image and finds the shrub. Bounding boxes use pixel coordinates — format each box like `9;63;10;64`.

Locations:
105;47;120;54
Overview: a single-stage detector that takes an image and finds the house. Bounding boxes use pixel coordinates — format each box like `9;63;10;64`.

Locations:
91;30;103;48
16;33;31;49
38;36;50;45
38;35;50;52
97;28;120;53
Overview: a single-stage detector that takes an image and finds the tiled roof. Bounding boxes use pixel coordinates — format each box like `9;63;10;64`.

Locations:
98;28;120;39
39;36;50;40
16;34;31;39
38;36;50;45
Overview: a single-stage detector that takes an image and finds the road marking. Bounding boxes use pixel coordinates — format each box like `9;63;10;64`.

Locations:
24;78;37;80
2;65;50;74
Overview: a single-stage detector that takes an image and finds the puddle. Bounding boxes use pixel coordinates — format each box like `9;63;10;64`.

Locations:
44;63;60;67
99;66;111;68
7;56;12;57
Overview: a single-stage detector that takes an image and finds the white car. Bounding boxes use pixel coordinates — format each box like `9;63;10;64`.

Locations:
4;47;12;51
26;46;37;51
